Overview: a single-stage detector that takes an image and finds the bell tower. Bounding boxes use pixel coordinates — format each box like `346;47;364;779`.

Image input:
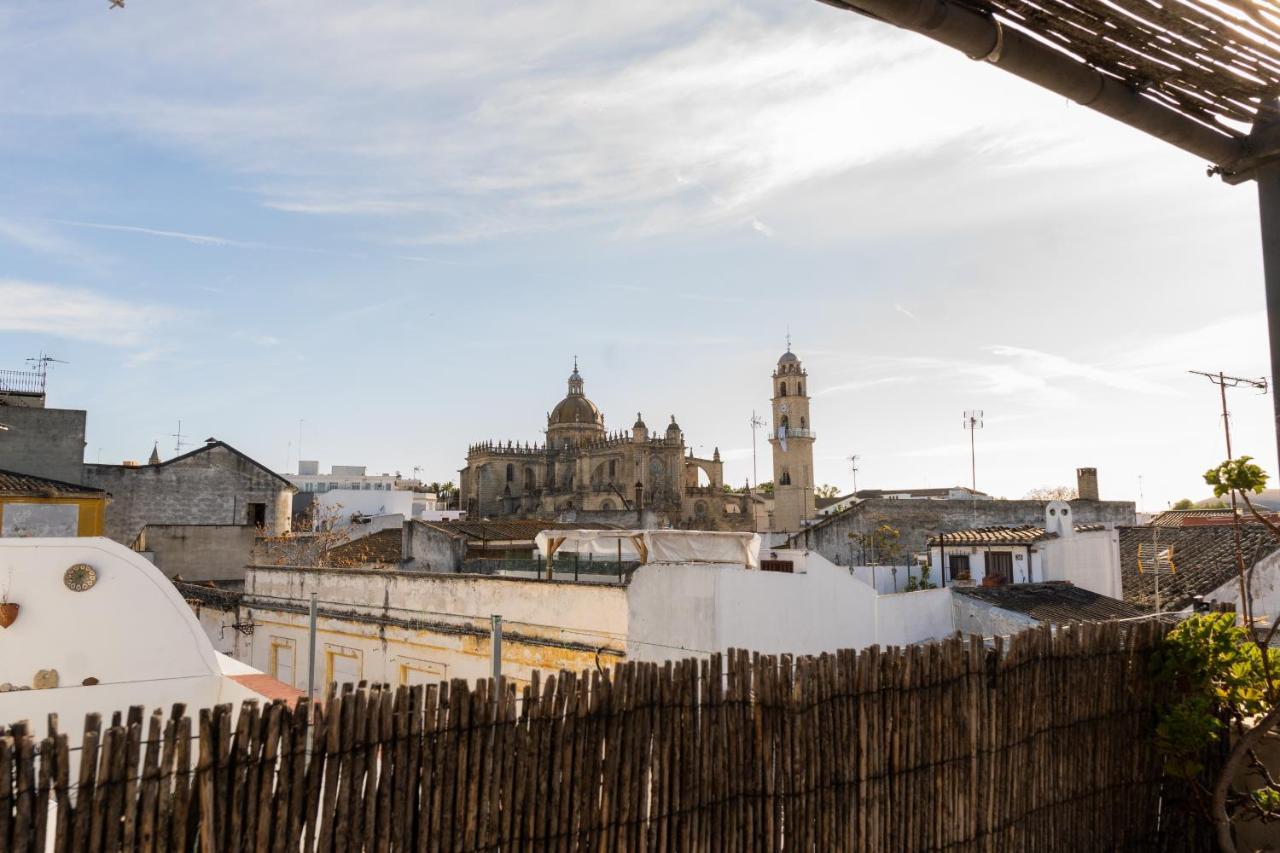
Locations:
769;342;815;532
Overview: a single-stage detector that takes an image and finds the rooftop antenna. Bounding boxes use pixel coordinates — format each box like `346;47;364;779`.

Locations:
848;454;860;497
171;419;189;455
749;411;766;488
1188;369;1268;622
962;410;983;492
25;352;67;394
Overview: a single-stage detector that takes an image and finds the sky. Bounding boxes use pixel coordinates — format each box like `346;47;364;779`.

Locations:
0;1;1273;511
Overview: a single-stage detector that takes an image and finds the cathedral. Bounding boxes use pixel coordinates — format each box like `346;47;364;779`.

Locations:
459;362;733;526
459;348;817;532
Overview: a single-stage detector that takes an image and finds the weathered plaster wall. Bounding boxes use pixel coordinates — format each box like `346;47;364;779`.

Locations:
1040;530;1122;598
0;406;86;483
84;444;293;546
402;520;468;572
139;524;260;582
240;566;630;689
951;595;1040;638
625;549;956;663
1206;549;1280;626
795;498;1136;565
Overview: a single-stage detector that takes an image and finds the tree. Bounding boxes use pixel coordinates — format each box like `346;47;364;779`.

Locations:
1023;485;1078;500
1173;498;1197;510
1153;455;1280;850
756;481;775;496
815;484;842;499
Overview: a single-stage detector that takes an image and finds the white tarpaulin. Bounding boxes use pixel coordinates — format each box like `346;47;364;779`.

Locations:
534;529;760;569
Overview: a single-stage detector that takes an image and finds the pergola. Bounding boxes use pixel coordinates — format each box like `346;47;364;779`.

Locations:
816;0;1280;457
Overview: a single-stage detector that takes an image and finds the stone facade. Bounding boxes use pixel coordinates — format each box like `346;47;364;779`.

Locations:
84;440;294;551
459;363;749;528
790;497;1137;566
0;405;88;484
769;348;816;532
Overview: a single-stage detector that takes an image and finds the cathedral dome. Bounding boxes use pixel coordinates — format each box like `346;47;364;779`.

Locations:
548;360;603;427
778;350;799;365
550;394;602;425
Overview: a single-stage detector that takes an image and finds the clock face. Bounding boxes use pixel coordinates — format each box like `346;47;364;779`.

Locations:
64;563;98;592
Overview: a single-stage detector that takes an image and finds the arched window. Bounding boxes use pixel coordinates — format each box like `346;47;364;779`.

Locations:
601;499;615;511
797;383;803;396
800;417;806;429
505;463;514;482
608;459;617;479
780;470;792;486
781;415;789;429
780;381;787;397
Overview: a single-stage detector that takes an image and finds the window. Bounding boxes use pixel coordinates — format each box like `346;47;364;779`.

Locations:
780;470;792;486
247;502;267;527
395;657;446;687
781;415;789;429
608;459;616;479
799;417;806;429
797;383;803;396
325;645;363;689
506;463;515;482
761;559;795;573
948;554;971;577
269;637;296;687
987;551;1013;581
780;381;787;397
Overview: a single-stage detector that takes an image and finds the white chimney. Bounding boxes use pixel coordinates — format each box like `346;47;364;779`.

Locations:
1045;500;1074;537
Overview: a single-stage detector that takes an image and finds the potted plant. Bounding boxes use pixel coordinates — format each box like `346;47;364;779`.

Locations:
0;570;17;628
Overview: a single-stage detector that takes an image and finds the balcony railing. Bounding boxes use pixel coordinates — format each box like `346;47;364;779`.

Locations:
776;428;816;440
0;369;44;396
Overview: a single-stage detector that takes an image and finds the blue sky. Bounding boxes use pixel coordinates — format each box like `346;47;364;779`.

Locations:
0;1;1272;509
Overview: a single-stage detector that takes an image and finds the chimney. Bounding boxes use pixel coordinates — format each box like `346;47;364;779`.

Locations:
1076;467;1099;501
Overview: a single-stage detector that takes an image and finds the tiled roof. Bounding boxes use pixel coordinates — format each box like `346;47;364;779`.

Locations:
327;528;403;567
1119;524;1280;610
856;486;990;498
928;524;1107;547
88;440;296;491
420;519;620;542
0;468;106;497
954;582;1144;624
1149;508;1280;528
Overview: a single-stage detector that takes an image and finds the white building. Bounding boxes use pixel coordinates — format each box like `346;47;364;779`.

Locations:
0;537;295;753
927;501;1123;598
290;460;417;494
183;529;1131;695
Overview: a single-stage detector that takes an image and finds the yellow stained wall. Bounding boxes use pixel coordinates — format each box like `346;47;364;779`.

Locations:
0;496;108;536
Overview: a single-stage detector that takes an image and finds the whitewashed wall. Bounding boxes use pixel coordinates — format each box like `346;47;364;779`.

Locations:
0;538;265;752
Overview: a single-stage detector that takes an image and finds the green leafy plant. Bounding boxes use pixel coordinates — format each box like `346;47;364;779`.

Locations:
1153;614;1276;779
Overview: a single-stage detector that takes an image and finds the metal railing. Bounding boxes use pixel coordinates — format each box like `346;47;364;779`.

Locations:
0;369;44;396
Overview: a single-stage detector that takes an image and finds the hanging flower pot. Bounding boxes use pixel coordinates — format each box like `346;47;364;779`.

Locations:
0;602;19;628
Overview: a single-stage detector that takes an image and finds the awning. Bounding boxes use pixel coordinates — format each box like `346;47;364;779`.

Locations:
533;529;761;570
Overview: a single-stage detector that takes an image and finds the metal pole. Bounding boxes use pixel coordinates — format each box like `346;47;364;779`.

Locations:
490;614;503;685
307;592;318;702
1256;102;1280;472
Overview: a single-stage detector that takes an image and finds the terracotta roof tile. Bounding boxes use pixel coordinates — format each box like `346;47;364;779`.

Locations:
1119;525;1280;610
0;468;106;497
954;582;1143;624
928;524;1106;547
421;519;619;542
326;528;403;567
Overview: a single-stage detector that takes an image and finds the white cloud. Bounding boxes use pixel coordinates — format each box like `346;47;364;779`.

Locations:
893;303;917;321
0;280;177;346
0;3;1171;243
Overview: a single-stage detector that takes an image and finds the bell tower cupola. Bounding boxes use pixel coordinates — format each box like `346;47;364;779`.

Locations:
768;339;816;532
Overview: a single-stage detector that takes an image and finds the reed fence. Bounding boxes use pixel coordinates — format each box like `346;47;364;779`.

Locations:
0;620;1210;851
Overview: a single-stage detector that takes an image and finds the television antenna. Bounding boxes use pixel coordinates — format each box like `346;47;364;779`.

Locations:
749;411;767;488
25;352;67;393
848;454;860;497
1137;534;1176;614
171;419;190;455
962;410;983;492
1188;370;1268;617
